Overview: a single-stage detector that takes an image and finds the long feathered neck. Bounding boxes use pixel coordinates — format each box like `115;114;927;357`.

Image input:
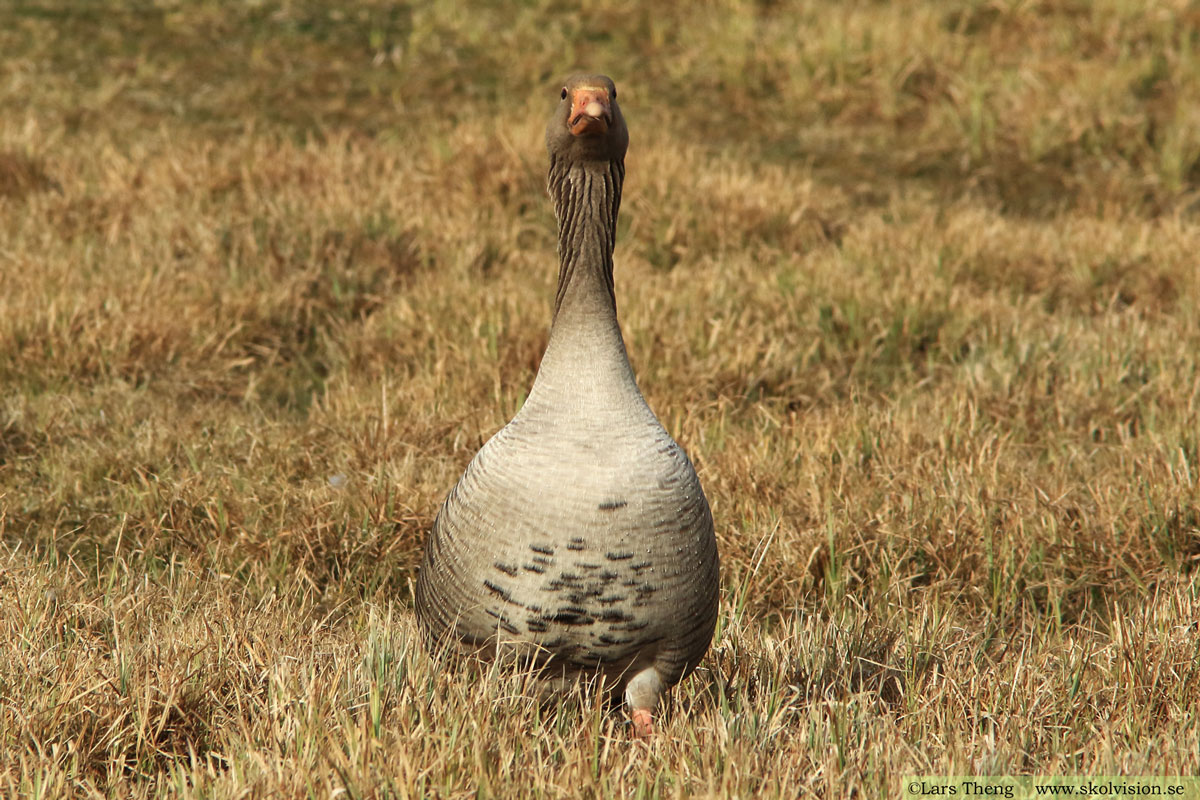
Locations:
522;154;639;413
548;156;624;321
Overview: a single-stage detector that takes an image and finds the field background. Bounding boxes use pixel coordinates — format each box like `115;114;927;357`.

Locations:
2;0;1199;797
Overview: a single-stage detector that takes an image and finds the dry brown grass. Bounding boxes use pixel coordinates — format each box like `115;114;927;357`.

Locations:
2;1;1199;797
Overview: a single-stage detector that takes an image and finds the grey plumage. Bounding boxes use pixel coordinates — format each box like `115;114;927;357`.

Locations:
415;74;719;732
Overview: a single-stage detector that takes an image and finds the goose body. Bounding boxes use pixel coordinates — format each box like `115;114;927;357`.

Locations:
415;75;719;735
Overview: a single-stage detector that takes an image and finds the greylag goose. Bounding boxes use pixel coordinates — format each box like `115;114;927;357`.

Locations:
415;74;719;737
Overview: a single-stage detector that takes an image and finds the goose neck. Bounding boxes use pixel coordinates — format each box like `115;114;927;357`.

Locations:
526;157;639;410
549;158;624;325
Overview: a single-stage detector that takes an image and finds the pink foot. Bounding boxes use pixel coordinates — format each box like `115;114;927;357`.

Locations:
631;707;653;738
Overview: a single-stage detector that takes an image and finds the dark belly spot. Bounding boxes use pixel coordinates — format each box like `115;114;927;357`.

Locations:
598;634;634;646
598;500;627;511
547;608;594;626
614;620;649;633
485;608;519;635
482;579;512;603
522;563;546;574
529;544;554;556
493;561;518;577
549;576;582;592
565;589;603;604
605;551;634;561
566;537;586;551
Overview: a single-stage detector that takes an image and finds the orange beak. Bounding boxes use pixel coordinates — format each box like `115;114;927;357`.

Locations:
568;87;612;136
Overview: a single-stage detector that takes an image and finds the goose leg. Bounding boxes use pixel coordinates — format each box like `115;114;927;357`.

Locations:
630;707;654;738
625;666;665;738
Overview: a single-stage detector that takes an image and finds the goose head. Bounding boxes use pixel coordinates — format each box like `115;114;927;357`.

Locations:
546;74;629;165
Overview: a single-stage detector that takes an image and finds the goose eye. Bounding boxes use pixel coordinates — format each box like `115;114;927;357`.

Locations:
560;87;567;100
611;88;616;100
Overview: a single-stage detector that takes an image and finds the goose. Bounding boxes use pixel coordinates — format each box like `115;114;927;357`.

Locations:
415;74;719;737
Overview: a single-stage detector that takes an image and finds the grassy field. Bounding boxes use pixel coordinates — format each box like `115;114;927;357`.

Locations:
2;0;1199;796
